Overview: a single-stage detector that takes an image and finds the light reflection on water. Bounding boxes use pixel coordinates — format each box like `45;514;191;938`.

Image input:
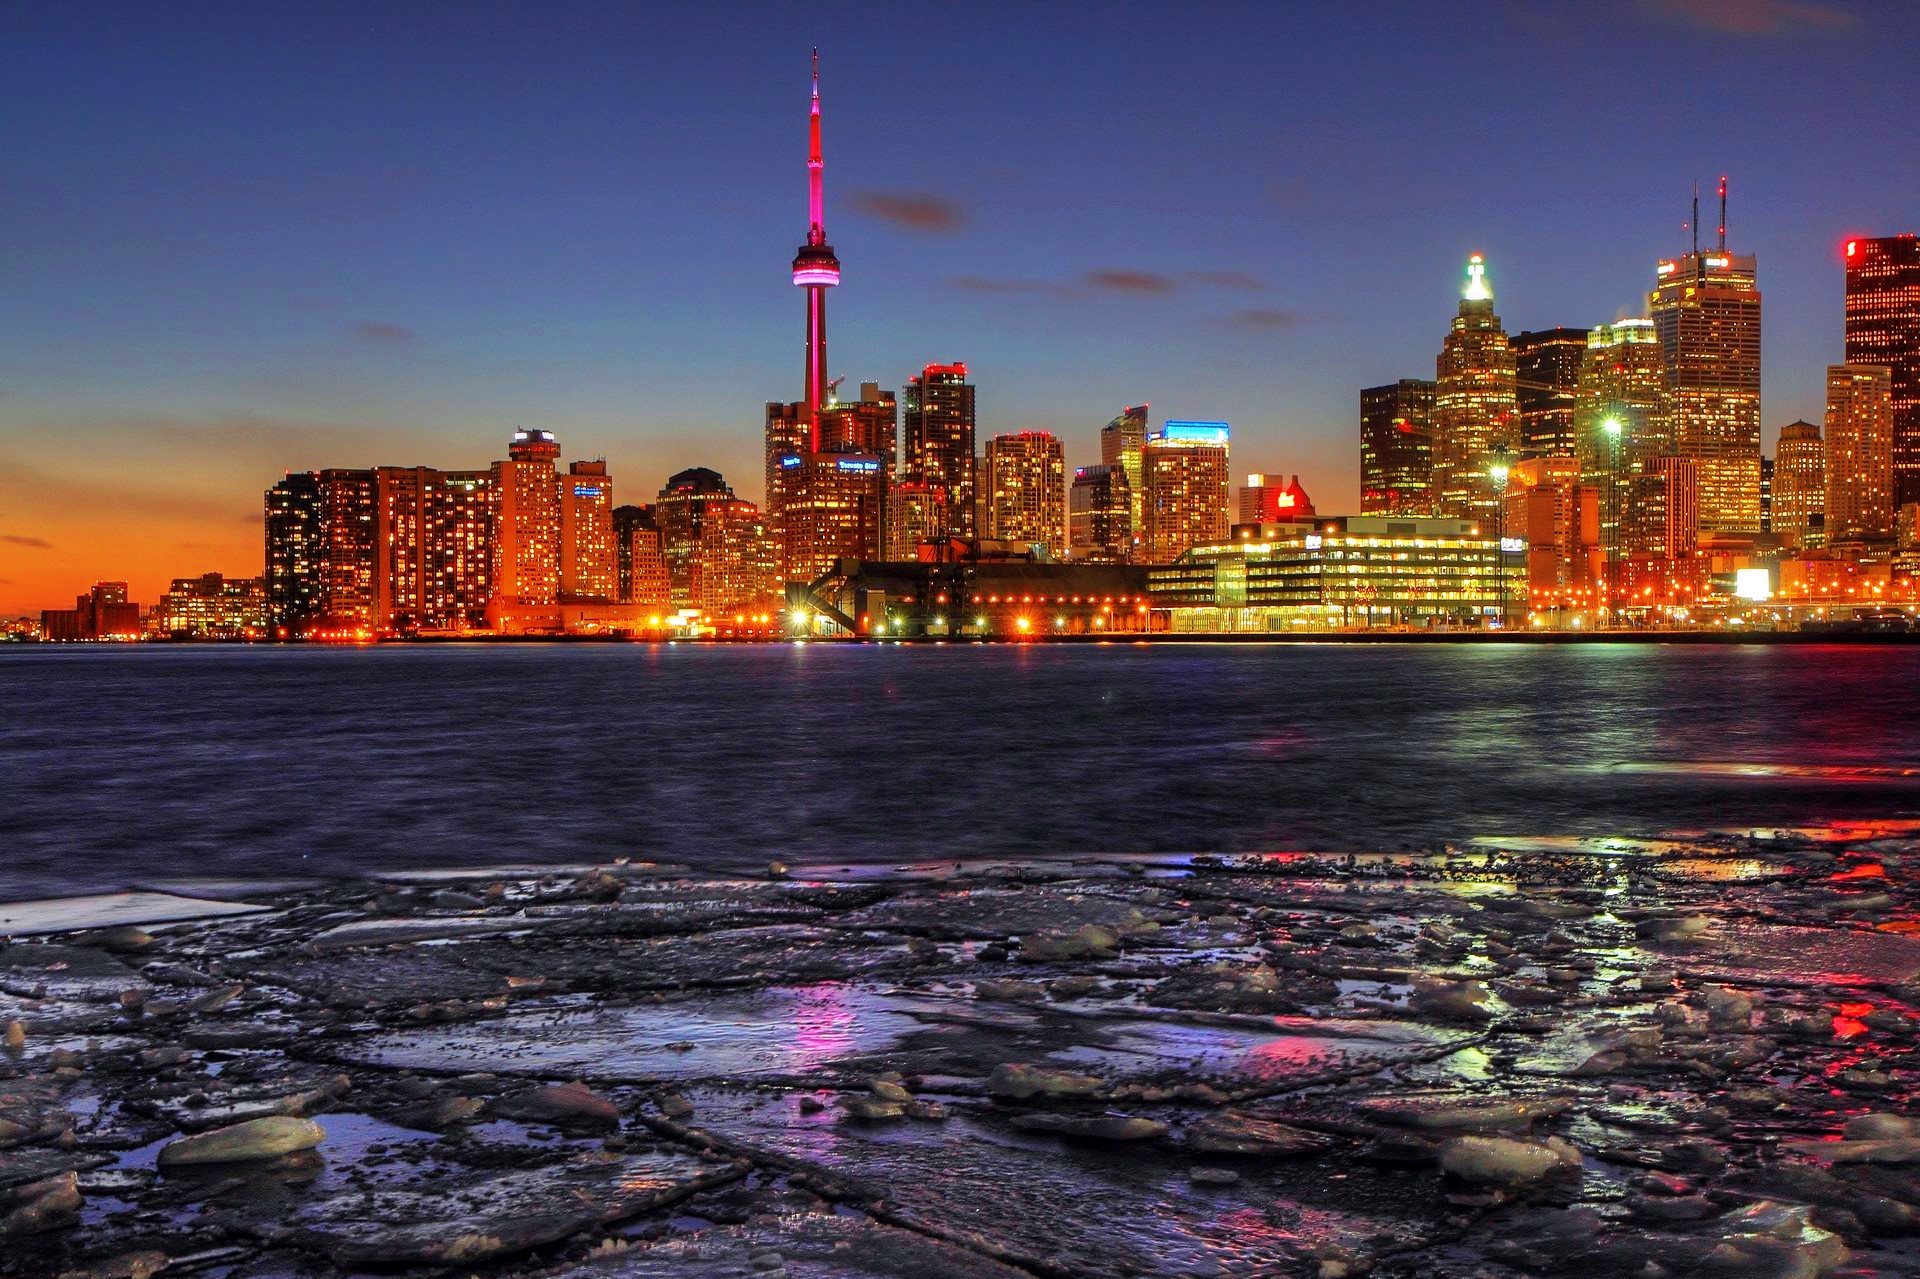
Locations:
5;642;1920;899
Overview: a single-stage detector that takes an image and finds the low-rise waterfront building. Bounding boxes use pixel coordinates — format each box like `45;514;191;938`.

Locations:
149;573;268;638
1146;515;1515;631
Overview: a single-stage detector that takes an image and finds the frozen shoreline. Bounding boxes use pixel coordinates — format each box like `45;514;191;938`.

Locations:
4;835;1920;1276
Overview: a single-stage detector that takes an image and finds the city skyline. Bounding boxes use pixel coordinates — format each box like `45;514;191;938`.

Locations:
5;3;1920;614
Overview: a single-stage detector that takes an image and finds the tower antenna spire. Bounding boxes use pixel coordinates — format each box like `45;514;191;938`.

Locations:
1692;182;1703;285
791;46;841;440
1717;174;1727;252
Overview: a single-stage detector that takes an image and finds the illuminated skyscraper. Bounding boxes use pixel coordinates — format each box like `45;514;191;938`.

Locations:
1625;455;1700;561
490;428;562;609
265;472;322;631
1100;405;1149;539
1069;464;1132;562
1844;236;1920;504
1825;364;1896;541
1772;420;1824;548
1650;182;1762;531
983;431;1067;556
372;466;495;631
560;460;617;602
1143;421;1230;564
1359;379;1435;515
656;468;736;606
1434;255;1519;520
696;498;778;614
903;363;977;539
1511;328;1586;459
317;468;376;628
1573;319;1673;556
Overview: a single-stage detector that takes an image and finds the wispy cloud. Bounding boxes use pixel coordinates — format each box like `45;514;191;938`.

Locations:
353;321;416;341
1643;0;1854;35
1;534;52;549
1085;269;1179;295
1184;270;1269;292
1220;309;1304;332
847;191;966;233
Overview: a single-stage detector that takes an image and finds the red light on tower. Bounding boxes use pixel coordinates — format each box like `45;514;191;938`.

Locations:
1847;240;1858;258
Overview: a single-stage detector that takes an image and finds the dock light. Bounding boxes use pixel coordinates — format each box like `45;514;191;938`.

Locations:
790;608;809;626
1015;616;1031;632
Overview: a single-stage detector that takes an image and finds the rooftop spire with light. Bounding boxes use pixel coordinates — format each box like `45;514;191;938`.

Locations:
1463;253;1492;302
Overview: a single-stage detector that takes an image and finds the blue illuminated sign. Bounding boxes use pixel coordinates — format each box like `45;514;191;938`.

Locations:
572;485;602;498
1153;420;1230;445
835;459;880;473
779;456;803;468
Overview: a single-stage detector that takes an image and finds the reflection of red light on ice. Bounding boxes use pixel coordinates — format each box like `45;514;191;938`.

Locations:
1830;863;1886;881
1834;1001;1876;1038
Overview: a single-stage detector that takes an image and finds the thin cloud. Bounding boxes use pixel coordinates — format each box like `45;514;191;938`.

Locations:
1;534;52;549
353;321;416;341
1222;309;1304;332
847;191;966;233
1185;270;1270;292
1643;0;1854;35
1085;269;1178;294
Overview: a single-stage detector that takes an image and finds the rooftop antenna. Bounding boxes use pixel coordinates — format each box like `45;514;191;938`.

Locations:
1692;182;1704;285
1717;175;1727;252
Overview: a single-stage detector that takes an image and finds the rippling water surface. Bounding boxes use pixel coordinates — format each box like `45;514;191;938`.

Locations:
3;642;1918;899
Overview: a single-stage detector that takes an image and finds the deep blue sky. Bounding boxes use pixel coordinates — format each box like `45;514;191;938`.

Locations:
2;0;1916;611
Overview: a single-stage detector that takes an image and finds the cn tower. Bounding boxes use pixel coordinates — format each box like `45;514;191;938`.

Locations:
791;48;840;448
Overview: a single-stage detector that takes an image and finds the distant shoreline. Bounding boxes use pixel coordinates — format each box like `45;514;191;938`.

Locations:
12;629;1920;648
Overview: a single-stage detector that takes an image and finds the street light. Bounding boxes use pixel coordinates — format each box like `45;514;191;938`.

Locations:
1602;417;1623;628
1489;458;1511;628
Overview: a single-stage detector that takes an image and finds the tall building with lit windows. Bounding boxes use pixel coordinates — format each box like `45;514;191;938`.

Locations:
1625;455;1700;561
1360;379;1435;515
1772;420;1824;548
983;431;1067;556
1100;405;1149;539
560;460;617;602
490;428;562;609
1650;195;1762;532
902;363;977;539
657;468;736;606
372;466;495;631
696;498;778;614
1069;464;1132;562
1511;328;1587;459
317;468;376;628
1844;236;1920;504
1434;254;1519;520
1825;364;1896;541
1573;319;1673;555
1142;421;1230;564
265;472;323;632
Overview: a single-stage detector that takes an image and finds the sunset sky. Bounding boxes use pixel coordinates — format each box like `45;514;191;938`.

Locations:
3;0;1916;615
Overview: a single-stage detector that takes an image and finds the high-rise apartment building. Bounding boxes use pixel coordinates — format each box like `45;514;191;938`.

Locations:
1772;420;1824;548
1359;379;1436;515
1069;464;1132;563
1100;405;1149;540
317;468;376;627
902;363;977;539
775;454;885;582
265;472;322;632
982;431;1067;556
695;498;778;614
1825;364;1896;541
1844;236;1920;504
1511;328;1587;459
1143;421;1230;564
1434;255;1519;520
560;460;617;602
490;428;562;609
1650;192;1762;532
1502;458;1601;612
371;466;494;631
818;383;898;475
